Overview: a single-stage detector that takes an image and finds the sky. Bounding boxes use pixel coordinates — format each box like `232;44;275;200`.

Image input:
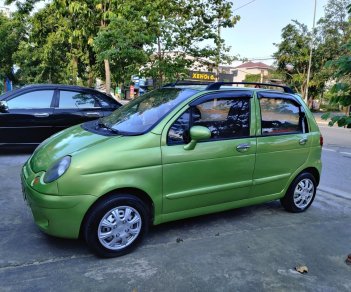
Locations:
225;0;329;65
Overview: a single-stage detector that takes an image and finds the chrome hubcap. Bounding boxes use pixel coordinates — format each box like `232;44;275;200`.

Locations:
98;206;141;250
293;178;314;209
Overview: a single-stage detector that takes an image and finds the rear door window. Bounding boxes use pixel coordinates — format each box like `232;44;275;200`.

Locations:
259;97;304;135
59;91;100;108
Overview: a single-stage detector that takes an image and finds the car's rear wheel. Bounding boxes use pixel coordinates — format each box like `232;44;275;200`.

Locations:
281;172;317;213
83;195;149;258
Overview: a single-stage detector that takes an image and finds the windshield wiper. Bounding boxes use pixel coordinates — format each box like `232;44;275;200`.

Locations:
96;119;120;135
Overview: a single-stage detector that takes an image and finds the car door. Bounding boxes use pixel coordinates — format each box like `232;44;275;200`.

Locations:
251;92;312;198
0;89;55;144
161;91;257;215
52;90;108;132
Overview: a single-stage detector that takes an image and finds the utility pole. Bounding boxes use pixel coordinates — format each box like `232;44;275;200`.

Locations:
216;17;221;82
305;0;317;106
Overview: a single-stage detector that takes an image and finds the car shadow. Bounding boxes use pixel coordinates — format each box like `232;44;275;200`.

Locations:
42;233;91;256
147;200;284;241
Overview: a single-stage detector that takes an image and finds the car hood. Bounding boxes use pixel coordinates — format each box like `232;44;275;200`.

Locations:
30;125;113;172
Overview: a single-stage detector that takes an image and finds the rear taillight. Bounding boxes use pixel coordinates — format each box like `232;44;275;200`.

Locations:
320;134;323;147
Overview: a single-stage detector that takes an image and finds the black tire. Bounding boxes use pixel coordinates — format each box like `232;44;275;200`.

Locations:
83;194;149;258
280;172;317;213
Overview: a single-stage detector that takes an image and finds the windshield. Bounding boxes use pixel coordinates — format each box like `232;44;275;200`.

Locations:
102;88;197;134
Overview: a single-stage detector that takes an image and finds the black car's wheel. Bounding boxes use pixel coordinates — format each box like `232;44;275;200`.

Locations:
83;195;149;258
281;172;317;213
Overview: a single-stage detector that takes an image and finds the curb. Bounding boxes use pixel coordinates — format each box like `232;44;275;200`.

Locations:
318;186;350;200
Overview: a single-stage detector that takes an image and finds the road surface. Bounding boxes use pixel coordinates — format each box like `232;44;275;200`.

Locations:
318;124;351;197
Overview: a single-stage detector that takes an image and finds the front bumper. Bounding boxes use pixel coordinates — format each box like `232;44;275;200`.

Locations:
21;166;97;239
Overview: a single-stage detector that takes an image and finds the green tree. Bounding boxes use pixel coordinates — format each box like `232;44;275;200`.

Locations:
13;3;71;84
53;0;100;86
322;4;351;127
140;0;239;87
243;74;261;83
8;0;101;86
208;0;240;77
314;0;351;103
273;21;313;100
274;0;351;107
94;13;153;87
0;12;24;85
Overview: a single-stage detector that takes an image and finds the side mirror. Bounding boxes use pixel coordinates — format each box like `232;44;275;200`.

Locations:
184;126;211;150
0;101;9;113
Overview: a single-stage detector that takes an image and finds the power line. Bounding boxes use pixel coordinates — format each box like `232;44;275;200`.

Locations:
233;0;257;12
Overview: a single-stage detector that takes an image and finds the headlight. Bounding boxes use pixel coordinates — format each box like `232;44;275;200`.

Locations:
43;156;71;183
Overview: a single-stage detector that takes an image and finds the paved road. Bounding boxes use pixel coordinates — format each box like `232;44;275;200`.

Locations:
0;151;351;291
318;124;351;197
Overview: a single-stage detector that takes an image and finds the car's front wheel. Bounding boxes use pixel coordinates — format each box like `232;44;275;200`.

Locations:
281;172;317;213
83;195;149;258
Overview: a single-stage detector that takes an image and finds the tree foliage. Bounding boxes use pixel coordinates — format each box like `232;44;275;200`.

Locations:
274;0;351;107
321;3;351;127
94;13;153;86
1;0;240;91
243;74;261;83
273;20;322;103
138;0;240;86
14;3;71;84
0;13;24;82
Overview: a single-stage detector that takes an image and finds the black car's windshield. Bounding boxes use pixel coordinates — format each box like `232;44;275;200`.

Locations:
102;88;197;134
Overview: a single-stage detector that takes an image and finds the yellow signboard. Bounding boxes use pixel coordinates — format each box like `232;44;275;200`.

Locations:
189;71;216;81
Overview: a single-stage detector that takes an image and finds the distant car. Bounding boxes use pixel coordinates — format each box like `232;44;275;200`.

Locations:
21;82;322;257
0;84;121;148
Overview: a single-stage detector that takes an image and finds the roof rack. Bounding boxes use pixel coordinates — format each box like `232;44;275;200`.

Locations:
205;82;294;94
162;80;213;87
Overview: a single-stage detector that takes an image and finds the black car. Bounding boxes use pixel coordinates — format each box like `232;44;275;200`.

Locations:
0;84;121;148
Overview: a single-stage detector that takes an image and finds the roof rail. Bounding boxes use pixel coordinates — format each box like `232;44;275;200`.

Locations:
163;80;213;87
205;82;294;94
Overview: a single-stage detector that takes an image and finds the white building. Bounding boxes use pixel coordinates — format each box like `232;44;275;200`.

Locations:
231;61;274;82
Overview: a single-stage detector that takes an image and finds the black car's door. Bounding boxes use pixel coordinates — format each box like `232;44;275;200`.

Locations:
52;90;118;132
0;90;55;145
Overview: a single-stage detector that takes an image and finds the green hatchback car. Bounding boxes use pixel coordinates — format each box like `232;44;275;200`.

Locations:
21;82;322;257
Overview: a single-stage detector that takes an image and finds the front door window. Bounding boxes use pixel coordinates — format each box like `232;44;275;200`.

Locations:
7;90;54;109
168;97;250;144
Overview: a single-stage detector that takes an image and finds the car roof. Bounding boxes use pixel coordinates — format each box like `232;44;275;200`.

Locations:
0;84;115;101
163;81;294;94
21;84;104;92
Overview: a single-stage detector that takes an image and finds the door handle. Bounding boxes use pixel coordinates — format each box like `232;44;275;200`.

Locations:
299;137;308;145
85;112;101;117
236;143;251;152
34;113;49;117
